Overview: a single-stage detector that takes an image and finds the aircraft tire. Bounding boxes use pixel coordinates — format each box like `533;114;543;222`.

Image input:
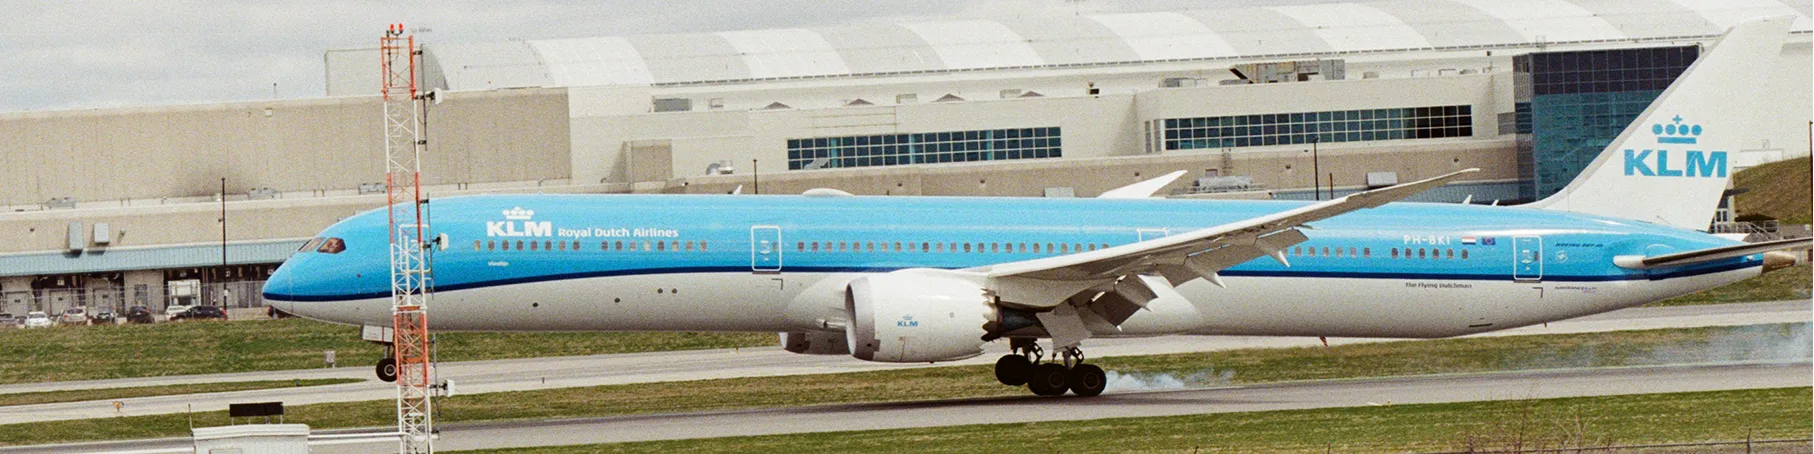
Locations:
376;357;397;383
1027;363;1070;396
1068;363;1107;397
994;354;1033;386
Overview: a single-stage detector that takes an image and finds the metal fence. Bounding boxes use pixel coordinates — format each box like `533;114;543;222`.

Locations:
0;280;268;316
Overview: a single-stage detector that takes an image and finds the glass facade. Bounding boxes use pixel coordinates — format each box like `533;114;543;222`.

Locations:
1160;105;1472;151
786;127;1061;170
1515;46;1698;200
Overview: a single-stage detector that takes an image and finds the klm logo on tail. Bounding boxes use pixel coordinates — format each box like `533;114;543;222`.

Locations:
1622;116;1727;178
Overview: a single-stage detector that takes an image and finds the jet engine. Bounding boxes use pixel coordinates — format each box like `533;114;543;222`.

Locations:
845;269;996;363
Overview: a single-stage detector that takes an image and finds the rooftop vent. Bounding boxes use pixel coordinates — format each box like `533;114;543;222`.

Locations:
932;94;965;103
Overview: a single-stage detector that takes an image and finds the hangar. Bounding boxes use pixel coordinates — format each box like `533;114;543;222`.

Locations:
0;0;1807;315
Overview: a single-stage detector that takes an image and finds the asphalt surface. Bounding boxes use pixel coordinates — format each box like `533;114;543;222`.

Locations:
0;300;1805;426
11;361;1807;453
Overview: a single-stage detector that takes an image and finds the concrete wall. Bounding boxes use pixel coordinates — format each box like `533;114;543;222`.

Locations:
0;89;571;207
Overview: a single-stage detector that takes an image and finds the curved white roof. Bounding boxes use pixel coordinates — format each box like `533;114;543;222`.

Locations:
421;0;1811;91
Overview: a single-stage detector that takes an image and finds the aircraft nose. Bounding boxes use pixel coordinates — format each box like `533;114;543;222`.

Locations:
263;264;298;315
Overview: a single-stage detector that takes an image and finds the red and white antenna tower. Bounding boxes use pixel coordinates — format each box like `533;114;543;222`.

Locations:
381;22;434;454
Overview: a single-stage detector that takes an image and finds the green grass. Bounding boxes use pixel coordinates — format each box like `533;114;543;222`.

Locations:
1733;156;1811;224
0;318;773;385
471;387;1812;454
2;323;1803;446
1652;264;1812;306
0;379;360;407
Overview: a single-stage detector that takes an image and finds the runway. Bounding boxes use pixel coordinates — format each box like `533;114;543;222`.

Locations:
0;300;1804;426
11;361;1807;453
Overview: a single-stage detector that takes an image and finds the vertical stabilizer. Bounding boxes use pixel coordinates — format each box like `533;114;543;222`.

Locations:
1525;17;1792;229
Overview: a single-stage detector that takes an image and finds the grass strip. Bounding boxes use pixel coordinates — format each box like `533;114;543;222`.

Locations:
0;319;772;385
0;323;1803;446
470;387;1813;454
0;378;360;407
1652;264;1811;306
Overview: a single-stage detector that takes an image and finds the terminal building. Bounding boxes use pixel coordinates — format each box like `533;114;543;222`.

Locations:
1;0;1809;316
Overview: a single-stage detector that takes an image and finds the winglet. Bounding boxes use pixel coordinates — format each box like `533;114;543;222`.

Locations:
1098;170;1188;199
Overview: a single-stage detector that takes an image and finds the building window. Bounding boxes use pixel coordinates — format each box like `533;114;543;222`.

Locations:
786;127;1062;171
1160;105;1472;151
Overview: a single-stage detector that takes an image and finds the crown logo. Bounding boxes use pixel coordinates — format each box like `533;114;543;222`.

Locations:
502;207;534;220
1651;115;1700;145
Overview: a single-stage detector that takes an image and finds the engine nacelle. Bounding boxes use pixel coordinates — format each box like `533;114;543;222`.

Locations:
845;269;995;363
780;331;850;355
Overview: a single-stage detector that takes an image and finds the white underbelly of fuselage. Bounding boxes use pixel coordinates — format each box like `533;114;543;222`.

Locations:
279;267;1758;338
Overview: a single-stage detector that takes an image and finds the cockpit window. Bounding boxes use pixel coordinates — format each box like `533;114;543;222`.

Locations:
318;238;346;254
299;238;324;253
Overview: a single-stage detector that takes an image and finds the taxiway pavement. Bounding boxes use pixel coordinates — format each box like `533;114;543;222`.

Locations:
0;300;1804;426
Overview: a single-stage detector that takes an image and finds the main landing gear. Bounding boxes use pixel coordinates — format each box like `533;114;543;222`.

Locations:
994;338;1106;397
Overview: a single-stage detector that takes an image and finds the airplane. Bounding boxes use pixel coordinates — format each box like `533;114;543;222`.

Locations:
265;17;1807;397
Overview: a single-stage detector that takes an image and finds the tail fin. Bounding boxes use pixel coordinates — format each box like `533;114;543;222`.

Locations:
1525;16;1792;229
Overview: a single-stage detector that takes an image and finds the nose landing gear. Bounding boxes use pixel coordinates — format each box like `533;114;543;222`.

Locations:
993;339;1106;397
376;355;398;383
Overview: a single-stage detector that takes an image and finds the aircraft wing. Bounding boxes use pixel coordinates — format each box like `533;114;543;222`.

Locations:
1613;237;1810;269
964;169;1476;347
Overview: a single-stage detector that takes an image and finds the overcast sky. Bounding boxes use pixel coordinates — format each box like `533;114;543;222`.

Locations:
1;0;1330;113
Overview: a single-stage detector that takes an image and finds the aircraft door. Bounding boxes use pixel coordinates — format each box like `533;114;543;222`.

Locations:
1512;236;1542;282
751;225;782;273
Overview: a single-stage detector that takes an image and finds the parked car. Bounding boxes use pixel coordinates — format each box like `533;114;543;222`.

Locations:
23;312;51;329
172;305;227;322
125;306;155;324
57;308;89;325
0;313;13;329
90;308;117;325
163;303;195;320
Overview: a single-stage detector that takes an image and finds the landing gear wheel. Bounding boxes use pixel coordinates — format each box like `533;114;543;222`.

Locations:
994;354;1033;386
1068;363;1107;397
1027;363;1071;396
376;357;398;383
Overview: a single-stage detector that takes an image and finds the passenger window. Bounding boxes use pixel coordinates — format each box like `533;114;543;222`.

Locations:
964;243;972;253
1101;243;1109;250
1461;249;1469;260
558;241;566;251
1418;248;1426;259
991;243;999;253
893;242;902;252
1061;244;1069;254
531;241;539;251
1087;244;1096;252
1045;243;1054;253
1073;243;1082;253
688;241;696;251
318;238;346;254
642;241;651;251
1446;249;1454;259
700;241;707;251
921;242;930;252
487;240;496;251
1349;247;1357;257
1390;248;1398;258
657;241;665;251
1363;247;1370;258
1321;247;1329;257
866;242;875;252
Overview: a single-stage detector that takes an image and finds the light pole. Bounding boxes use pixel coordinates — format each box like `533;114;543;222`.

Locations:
1307;136;1321;200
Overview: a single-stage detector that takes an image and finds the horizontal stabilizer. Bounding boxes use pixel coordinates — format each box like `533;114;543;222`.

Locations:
1613;237;1810;269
